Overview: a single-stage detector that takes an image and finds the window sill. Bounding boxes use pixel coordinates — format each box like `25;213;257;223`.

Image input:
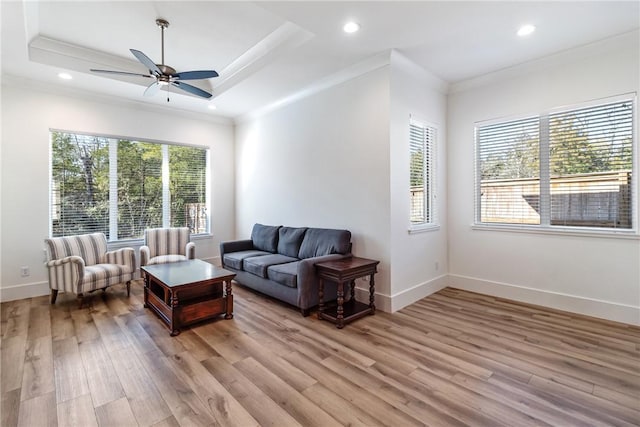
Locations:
107;233;213;249
408;224;440;234
471;224;640;240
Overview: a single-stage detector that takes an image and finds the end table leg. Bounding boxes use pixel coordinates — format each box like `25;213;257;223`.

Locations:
369;274;376;314
337;281;345;328
350;279;355;302
318;278;325;319
225;280;234;319
170;291;180;336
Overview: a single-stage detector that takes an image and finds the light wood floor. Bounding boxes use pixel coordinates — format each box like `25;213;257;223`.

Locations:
2;280;639;427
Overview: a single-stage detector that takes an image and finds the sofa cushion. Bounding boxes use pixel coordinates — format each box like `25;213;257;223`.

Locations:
298;228;351;259
223;250;271;271
277;227;308;258
267;262;299;288
251;224;281;253
244;254;298;278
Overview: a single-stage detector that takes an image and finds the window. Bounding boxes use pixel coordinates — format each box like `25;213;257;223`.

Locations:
50;131;209;240
475;95;635;232
409;118;437;229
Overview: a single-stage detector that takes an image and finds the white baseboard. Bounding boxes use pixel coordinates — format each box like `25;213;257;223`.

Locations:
448;274;640;326
354;274;448;313
1;281;50;302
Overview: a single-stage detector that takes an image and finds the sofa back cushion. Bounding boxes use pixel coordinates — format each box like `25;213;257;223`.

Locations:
45;232;107;266
277;227;308;258
251;223;281;253
298;228;351;259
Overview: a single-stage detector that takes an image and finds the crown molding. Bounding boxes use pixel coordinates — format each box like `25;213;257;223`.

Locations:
1;73;234;126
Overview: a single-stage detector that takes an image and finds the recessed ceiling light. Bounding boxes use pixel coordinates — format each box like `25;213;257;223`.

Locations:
517;24;536;37
343;22;360;34
58;72;72;80
208;104;217;110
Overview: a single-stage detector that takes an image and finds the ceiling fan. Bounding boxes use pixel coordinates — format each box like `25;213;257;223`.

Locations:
90;18;218;100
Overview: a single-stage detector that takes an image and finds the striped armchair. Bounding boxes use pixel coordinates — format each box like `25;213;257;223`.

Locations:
44;233;135;307
140;227;195;266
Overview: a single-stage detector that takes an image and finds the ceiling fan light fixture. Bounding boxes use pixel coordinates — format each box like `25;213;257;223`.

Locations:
343;22;360;34
58;72;72;80
208;104;217;110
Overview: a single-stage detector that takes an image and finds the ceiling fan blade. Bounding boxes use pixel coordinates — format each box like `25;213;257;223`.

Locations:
171;81;212;99
90;69;153;78
144;81;161;97
130;49;162;75
172;70;219;80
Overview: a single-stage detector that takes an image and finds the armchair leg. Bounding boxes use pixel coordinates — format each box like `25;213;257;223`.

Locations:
126;281;131;297
77;293;85;309
50;290;58;305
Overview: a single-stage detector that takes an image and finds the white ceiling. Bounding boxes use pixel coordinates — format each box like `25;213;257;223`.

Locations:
2;1;638;120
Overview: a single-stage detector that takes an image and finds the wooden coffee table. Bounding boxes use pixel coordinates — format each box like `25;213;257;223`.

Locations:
141;259;235;336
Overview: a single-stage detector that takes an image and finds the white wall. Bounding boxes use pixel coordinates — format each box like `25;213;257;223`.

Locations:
447;32;640;325
0;82;235;301
388;51;449;310
235;66;394;308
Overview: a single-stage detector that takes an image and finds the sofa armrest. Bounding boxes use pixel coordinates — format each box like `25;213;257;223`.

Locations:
186;242;196;260
103;247;136;272
296;253;351;308
45;256;85;292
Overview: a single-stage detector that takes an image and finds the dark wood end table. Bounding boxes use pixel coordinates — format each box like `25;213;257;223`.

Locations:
141;259;235;336
315;256;379;328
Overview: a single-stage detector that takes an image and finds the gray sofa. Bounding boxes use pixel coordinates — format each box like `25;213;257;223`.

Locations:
220;223;352;316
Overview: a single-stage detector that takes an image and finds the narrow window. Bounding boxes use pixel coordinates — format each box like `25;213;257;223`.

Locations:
410;119;437;228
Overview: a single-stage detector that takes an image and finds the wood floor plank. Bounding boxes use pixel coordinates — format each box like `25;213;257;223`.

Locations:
20;336;55;401
95;396;138;427
57;393;99;427
2;282;638;427
1;334;27;393
17;391;57;427
1;388;21;427
78;338;125;407
202;354;304;427
108;346;172;426
168;351;260;427
52;336;90;403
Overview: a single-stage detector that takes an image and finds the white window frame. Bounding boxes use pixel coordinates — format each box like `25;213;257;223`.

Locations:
473;93;638;238
408;116;439;234
49;129;212;242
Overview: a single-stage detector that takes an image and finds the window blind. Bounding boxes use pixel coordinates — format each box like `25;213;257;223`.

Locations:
51;131;210;240
477;117;540;224
410;120;436;225
475;95;635;231
549;100;633;228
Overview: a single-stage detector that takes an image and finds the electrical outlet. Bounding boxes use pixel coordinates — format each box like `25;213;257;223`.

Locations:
20;266;30;277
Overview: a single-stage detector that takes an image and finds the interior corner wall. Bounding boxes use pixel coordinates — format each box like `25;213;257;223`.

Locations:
447;32;640;325
0;83;235;302
234;66;393;309
388;51;449;311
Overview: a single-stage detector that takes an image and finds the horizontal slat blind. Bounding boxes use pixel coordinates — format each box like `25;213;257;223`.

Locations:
51;132;110;238
549;100;633;228
51;131;210;240
410;121;435;224
477;117;540;224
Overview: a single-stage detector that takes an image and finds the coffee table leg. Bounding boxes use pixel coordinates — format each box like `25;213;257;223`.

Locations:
336;281;345;329
170;291;180;336
225;280;234;319
318;278;325;319
143;274;149;308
